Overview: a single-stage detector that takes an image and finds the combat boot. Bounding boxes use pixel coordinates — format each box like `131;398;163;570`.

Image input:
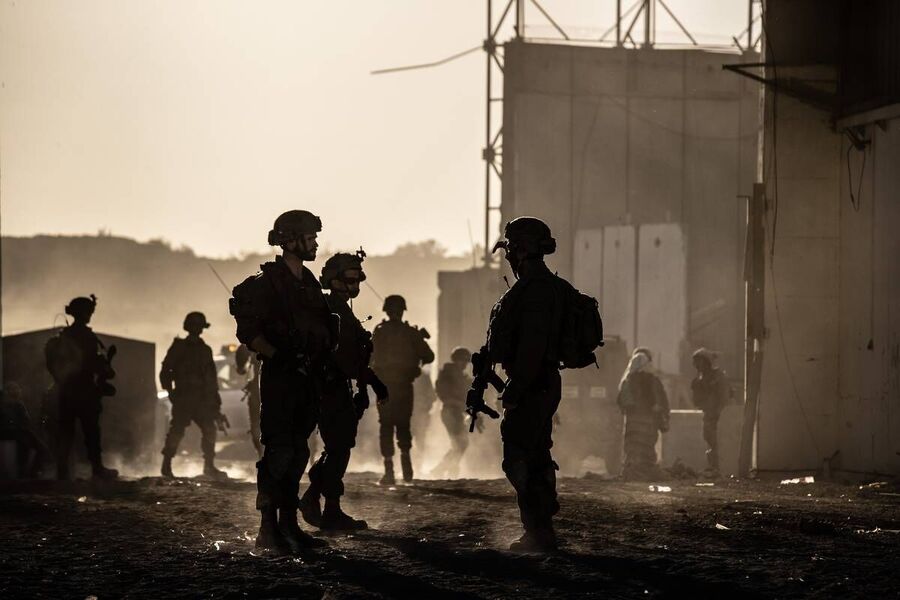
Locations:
400;452;413;483
320;498;368;531
91;463;119;481
278;509;327;553
203;458;229;480
298;487;322;528
380;458;395;485
161;455;174;478
255;508;289;554
509;526;558;553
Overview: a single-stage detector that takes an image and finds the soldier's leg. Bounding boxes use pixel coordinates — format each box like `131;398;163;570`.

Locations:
394;382;415;481
376;394;396;484
502;369;561;550
56;394;77;480
161;401;192;462
77;394;114;478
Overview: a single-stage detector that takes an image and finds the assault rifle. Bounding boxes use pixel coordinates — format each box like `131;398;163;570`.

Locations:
465;347;503;432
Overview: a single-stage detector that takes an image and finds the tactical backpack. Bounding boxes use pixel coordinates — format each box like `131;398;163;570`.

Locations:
557;280;604;369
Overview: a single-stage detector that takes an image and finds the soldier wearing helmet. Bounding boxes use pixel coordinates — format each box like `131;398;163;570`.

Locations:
299;250;387;531
472;216;569;551
159;312;228;480
431;347;474;478
690;347;732;477
229;210;335;554
44;295;118;480
370;294;434;484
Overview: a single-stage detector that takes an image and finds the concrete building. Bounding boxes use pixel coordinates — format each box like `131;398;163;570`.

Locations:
752;0;900;476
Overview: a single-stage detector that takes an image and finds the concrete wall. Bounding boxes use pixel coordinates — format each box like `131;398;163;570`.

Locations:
757;74;900;475
501;41;758;380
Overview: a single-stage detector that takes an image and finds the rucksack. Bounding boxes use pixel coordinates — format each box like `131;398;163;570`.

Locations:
557;280;604;369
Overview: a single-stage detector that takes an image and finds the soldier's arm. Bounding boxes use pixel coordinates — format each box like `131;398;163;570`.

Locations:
504;288;554;402
159;341;178;391
418;336;435;365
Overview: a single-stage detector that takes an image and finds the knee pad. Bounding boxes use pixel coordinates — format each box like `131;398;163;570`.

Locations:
502;459;530;494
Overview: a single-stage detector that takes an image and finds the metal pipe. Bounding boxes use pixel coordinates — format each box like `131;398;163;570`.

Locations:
484;0;492;264
616;0;622;45
747;0;754;50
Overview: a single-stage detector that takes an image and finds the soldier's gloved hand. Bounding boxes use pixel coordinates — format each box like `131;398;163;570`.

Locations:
353;388;370;419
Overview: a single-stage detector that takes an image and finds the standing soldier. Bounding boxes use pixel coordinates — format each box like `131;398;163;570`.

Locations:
617;348;670;480
468;217;571;552
159;312;229;480
370;295;434;484
229;210;336;554
235;343;263;457
432;347;474;478
690;348;731;477
299;250;388;530
45;295;118;481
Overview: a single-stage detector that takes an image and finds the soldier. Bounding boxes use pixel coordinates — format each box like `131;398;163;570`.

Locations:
470;217;570;552
411;368;436;473
229;210;336;554
0;382;50;478
299;251;387;530
617;347;670;480
432;347;474;478
235;344;263;457
159;312;229;480
44;295;118;481
370;295;434;484
690;348;731;477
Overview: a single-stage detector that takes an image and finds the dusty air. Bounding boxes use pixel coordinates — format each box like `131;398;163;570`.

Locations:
1;1;898;598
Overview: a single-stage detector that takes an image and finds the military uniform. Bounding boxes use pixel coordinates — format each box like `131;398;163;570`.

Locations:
45;314;116;480
433;357;473;477
306;294;368;504
371;313;434;481
231;256;334;513
160;335;221;464
487;260;565;543
691;357;730;473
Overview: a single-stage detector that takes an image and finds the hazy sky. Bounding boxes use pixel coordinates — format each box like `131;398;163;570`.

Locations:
1;1;748;258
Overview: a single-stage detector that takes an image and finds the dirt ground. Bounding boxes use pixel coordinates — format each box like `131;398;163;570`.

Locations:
1;468;899;599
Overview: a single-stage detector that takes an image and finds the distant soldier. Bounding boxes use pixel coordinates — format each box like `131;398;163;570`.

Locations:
432;347;474;478
235;343;262;457
0;382;49;478
159;312;229;480
299;250;387;530
690;348;731;477
230;210;336;554
370;295;434;484
617;348;670;480
45;295;118;480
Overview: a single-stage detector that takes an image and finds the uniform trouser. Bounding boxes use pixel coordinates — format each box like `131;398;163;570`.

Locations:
162;398;218;461
0;429;48;477
307;377;358;500
58;389;103;468
622;409;659;477
501;369;562;531
376;380;414;458
247;387;262;455
441;404;468;455
256;361;319;511
702;410;721;470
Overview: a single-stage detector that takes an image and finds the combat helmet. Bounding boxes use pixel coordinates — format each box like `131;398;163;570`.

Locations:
320;249;367;290
450;347;472;363
267;210;322;246
65;295;97;318
493;216;556;256
383;295;407;313
183;311;211;331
